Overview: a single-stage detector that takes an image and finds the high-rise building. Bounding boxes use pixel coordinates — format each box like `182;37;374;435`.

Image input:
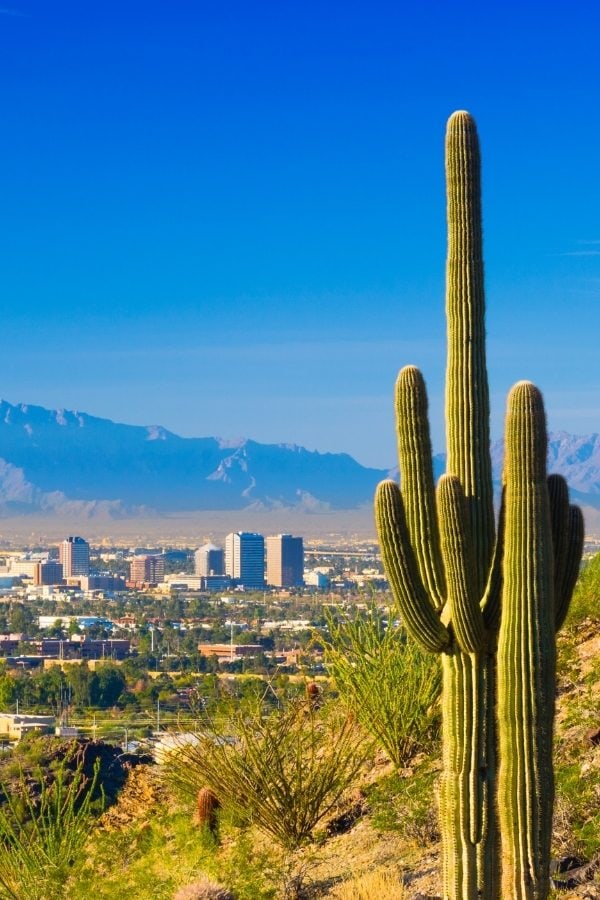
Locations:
33;561;64;586
224;532;265;589
194;543;224;577
266;534;304;588
129;555;165;585
59;537;90;578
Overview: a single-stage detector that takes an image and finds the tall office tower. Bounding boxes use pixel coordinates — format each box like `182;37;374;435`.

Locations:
129;554;165;584
266;534;304;587
194;543;224;577
224;532;265;589
59;536;90;577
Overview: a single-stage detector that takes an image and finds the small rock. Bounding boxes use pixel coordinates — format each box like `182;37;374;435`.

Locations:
585;726;600;746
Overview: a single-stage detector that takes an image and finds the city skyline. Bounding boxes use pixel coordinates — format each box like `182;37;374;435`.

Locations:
1;4;600;468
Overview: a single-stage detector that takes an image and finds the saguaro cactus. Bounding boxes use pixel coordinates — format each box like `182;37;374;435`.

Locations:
498;383;583;899
375;111;500;899
376;111;584;900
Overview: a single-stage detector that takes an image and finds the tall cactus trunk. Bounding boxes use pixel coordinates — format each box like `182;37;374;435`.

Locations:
497;383;556;899
439;652;497;899
443;112;498;899
445;110;494;595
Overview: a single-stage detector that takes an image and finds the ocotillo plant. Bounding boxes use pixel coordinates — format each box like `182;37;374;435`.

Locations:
498;383;583;899
375;110;500;899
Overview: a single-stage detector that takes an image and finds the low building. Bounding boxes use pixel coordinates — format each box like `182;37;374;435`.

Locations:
0;634;25;655
152;732;202;764
161;574;203;591
79;575;127;592
201;575;232;591
40;639;131;660
304;570;330;588
197;642;263;658
0;714;55;741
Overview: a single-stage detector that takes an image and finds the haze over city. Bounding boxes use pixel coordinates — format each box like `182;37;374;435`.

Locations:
1;2;599;469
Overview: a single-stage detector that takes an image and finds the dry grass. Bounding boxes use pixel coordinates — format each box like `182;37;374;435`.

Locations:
329;866;405;899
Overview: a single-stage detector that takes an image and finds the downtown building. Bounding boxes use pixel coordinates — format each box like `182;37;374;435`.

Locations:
224;532;265;589
129;554;165;585
33;561;64;586
59;537;90;578
194;543;224;577
266;534;304;588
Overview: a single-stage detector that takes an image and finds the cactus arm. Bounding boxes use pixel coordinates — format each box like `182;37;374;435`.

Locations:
395;366;446;610
375;480;450;653
445;110;495;594
548;473;569;600
481;486;505;631
498;381;555;899
555;504;584;631
547;474;584;631
437;474;485;653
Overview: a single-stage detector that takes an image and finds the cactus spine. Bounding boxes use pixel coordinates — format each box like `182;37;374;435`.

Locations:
375;111;499;899
498;383;583;898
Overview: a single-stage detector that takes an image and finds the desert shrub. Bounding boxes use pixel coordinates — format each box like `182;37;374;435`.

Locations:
0;751;102;899
566;551;600;627
322;607;441;768
165;696;368;849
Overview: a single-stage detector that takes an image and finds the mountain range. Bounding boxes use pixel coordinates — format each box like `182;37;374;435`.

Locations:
0;399;599;520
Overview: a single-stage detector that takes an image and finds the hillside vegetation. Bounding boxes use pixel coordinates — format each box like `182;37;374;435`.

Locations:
0;556;598;898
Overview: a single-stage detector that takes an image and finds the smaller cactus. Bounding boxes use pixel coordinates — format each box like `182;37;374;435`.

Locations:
306;681;321;706
195;786;220;833
173;877;234;900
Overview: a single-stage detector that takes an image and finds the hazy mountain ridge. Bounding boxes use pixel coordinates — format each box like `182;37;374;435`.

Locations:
0;399;598;519
0;400;386;517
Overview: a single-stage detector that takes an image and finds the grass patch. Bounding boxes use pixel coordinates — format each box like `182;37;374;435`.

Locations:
367;763;439;846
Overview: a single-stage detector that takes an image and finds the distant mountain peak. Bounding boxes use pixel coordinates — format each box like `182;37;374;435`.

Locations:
217;437;247;450
0;399;598;518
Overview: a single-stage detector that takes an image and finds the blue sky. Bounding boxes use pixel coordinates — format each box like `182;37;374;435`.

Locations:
1;1;599;468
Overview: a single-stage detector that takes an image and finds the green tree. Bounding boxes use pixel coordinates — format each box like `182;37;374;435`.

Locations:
8;605;33;635
93;665;126;708
65;663;92;708
0;673;16;709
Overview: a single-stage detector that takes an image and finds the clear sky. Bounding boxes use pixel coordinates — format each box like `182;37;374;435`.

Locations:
1;1;599;468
